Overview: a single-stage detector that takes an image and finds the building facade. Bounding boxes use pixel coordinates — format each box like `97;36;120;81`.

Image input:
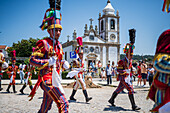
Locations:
0;45;8;59
62;0;120;69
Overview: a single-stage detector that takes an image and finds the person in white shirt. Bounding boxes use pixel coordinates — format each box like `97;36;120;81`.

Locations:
148;63;154;86
106;63;112;85
19;62;26;84
101;67;106;81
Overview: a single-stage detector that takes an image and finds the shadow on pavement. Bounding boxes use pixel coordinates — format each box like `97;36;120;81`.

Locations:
0;91;12;94
68;100;90;104
38;97;43;99
16;93;29;95
103;105;133;112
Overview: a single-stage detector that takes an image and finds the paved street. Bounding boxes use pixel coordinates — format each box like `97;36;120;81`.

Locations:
0;79;154;113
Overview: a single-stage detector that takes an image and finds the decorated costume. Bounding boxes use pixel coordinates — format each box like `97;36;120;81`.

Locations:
147;29;170;113
29;0;69;113
19;63;35;94
20;47;36;94
162;0;170;13
67;37;92;103
108;29;140;111
6;50;19;93
0;50;8;91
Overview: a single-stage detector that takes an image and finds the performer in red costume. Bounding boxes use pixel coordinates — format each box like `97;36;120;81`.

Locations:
68;37;92;103
147;29;170;113
108;29;140;111
20;47;36;94
6;50;19;93
29;0;69;113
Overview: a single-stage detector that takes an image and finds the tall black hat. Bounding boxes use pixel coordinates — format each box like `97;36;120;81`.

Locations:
49;0;61;9
129;29;136;44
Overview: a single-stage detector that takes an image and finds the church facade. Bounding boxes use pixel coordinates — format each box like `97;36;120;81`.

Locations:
62;0;120;69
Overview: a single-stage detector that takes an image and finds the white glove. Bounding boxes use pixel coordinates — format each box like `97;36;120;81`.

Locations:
27;72;30;76
34;71;37;75
62;60;70;69
11;72;14;75
2;62;8;69
17;71;20;74
48;56;57;66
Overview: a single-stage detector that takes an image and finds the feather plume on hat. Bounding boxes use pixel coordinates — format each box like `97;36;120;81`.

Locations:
11;50;16;63
75;37;83;54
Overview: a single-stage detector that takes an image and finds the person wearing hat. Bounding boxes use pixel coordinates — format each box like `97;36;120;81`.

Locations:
29;0;69;112
147;29;170;113
108;43;140;111
0;50;8;91
69;37;92;103
6;50;19;93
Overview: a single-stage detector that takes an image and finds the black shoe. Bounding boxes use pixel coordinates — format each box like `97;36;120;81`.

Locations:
70;96;76;101
6;89;10;93
20;89;24;94
70;89;77;101
108;92;118;106
86;97;92;103
129;94;141;111
20;84;26;94
108;100;116;106
0;88;3;91
6;85;11;93
132;106;141;111
13;85;17;93
83;90;92;103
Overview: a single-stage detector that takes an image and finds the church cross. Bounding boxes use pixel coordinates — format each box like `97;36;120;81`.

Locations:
89;18;94;25
67;35;70;42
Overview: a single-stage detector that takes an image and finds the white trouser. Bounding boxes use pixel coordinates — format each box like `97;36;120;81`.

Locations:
73;74;86;90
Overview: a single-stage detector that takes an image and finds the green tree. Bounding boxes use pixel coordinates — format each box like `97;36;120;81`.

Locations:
7;37;41;57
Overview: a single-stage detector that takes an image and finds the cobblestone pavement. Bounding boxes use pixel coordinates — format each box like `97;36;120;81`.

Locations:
0;84;154;113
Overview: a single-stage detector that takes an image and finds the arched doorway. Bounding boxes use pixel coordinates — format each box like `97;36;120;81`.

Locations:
86;53;98;68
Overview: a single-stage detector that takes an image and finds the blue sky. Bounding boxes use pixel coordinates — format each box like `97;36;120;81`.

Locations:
0;0;169;55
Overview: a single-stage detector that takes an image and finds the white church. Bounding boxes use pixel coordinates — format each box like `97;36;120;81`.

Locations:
62;0;120;69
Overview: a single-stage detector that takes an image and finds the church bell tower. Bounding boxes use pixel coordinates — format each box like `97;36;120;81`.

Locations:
98;0;120;44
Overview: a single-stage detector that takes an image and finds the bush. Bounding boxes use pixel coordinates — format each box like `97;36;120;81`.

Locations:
62;71;71;79
2;72;20;79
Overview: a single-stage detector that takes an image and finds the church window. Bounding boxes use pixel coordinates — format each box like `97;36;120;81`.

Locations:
90;47;94;52
110;19;115;30
101;35;103;39
89;35;94;41
95;47;99;54
101;20;104;31
84;46;89;53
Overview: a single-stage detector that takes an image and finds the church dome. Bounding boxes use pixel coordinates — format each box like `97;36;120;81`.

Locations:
103;0;115;15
